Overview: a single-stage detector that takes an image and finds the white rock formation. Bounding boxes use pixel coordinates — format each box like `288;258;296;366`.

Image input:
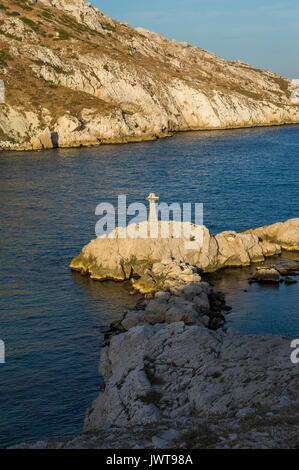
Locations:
290;80;299;104
70;219;298;291
39;0;114;31
245;218;299;252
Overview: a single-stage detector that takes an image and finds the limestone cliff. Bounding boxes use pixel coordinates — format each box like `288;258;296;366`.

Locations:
0;0;299;151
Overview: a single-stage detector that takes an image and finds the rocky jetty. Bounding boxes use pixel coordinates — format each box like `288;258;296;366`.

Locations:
105;272;227;337
13;218;299;449
70;217;298;449
1;0;299;151
70;218;299;334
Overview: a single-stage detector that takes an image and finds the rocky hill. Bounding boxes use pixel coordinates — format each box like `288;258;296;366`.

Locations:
0;0;299;151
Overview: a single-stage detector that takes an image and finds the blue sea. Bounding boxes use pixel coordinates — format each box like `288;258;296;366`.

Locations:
0;125;298;447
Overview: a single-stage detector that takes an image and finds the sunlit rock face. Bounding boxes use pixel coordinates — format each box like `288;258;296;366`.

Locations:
290;80;299;104
70;219;298;292
0;0;299;150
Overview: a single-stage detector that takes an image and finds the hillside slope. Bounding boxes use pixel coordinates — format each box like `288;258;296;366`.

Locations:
0;0;298;151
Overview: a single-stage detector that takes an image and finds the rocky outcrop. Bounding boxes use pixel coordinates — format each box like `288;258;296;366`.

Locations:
290;80;299;105
31;127;54;150
70;217;298;336
70;219;299;292
245;218;299;252
39;0;114;32
17;321;298;449
13;398;299;448
105;271;227;336
79;218;297;442
253;267;280;284
13;217;299;449
84;322;298;434
0;0;299;150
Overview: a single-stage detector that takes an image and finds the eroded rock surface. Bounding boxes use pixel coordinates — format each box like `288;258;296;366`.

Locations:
84;322;298;433
12;400;299;449
106;275;222;337
245;218;299;252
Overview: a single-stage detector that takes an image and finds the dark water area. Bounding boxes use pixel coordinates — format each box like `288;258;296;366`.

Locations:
0;125;298;447
204;252;299;336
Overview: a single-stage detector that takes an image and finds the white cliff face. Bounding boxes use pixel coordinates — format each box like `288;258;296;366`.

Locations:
0;0;298;150
290;80;299;104
39;0;114;31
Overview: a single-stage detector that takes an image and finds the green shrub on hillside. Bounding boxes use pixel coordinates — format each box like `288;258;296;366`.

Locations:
41;10;52;19
7;11;21;17
54;29;70;40
17;1;33;11
0;50;13;66
20;17;38;31
32;59;66;74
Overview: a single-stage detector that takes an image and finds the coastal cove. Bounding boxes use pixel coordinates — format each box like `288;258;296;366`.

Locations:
0;125;298;448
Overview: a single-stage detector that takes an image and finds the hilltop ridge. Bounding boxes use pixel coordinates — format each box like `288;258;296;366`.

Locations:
0;0;299;150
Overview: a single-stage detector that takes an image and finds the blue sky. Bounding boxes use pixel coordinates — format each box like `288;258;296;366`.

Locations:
91;0;299;78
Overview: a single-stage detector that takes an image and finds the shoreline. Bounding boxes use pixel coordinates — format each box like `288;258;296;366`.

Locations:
1;120;299;154
70;218;299;446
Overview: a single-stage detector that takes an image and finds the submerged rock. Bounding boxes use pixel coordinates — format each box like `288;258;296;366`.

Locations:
254;268;280;284
277;266;299;276
284;277;297;285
